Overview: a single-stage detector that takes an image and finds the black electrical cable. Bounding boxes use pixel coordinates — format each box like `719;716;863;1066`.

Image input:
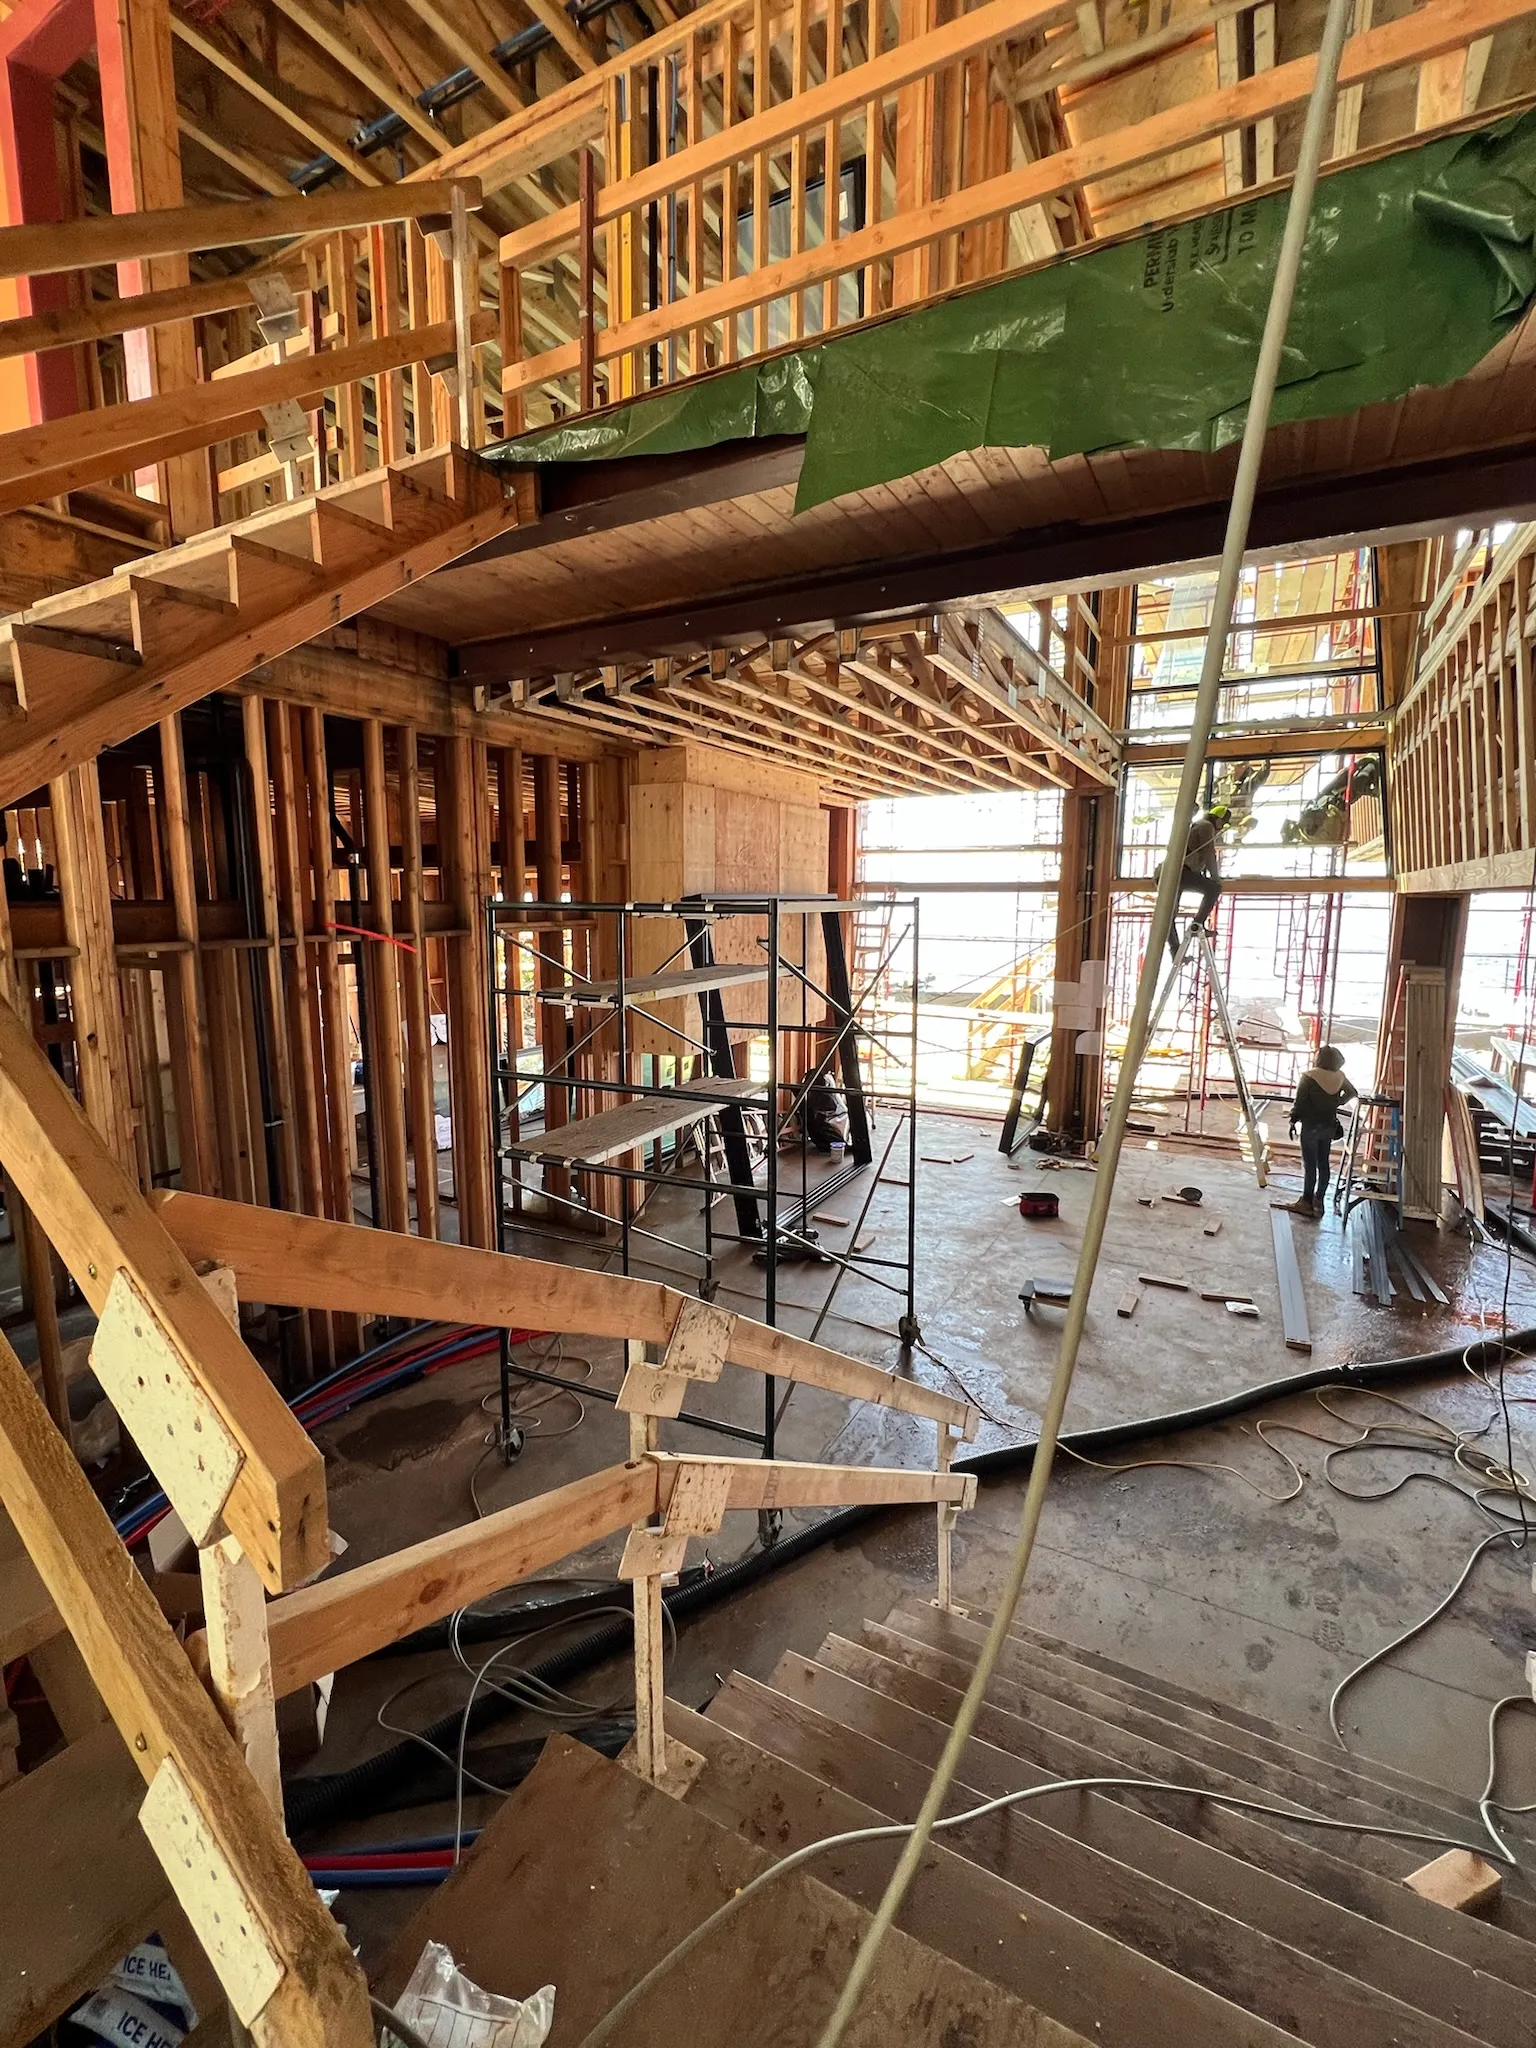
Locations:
284;1324;1536;1836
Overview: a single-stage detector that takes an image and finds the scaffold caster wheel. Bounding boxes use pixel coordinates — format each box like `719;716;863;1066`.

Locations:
698;1278;718;1302
898;1314;922;1347
758;1508;783;1551
497;1422;525;1465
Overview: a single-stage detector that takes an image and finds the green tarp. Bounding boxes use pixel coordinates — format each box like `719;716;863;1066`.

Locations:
485;110;1536;515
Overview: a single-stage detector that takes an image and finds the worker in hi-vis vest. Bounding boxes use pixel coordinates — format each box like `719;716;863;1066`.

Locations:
1158;801;1231;962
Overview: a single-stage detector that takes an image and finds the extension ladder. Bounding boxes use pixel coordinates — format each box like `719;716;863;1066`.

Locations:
1145;920;1270;1187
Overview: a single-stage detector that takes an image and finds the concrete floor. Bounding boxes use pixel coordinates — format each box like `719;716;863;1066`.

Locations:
295;1109;1536;1965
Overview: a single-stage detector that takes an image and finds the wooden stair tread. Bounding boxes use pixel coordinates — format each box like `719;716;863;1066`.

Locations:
675;1698;1309;2048
882;1601;1490;1847
0;1723;174;2048
812;1627;1461;1899
511;1076;764;1166
763;1643;1536;1992
957;1604;1516;1839
846;1619;1523;1902
694;1681;1506;2048
537;961;771;1006
373;1732;1082;2046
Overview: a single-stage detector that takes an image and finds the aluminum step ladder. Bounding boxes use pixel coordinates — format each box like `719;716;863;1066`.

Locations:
1144;920;1270;1187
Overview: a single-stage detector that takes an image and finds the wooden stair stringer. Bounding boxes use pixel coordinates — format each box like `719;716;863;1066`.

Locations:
0;446;526;806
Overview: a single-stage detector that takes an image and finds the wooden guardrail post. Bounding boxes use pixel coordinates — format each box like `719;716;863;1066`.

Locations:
616;1306;734;1791
193;1265;284;1817
934;1422;964;1613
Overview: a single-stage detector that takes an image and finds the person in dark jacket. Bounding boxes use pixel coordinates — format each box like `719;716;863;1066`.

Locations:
1288;1044;1357;1217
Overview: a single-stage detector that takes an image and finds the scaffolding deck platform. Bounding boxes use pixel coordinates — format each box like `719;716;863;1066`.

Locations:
536;963;770;1007
510;1077;765;1167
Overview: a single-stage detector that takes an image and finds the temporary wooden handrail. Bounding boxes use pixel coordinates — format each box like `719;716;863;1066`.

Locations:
0;1334;371;2046
495;0;1070;274
0;261;308;362
262;1453;975;1695
426;0;776;191
506;0;1534;397
0;179;482;281
153;1192;978;1436
0;314;496;520
0;943;328;1590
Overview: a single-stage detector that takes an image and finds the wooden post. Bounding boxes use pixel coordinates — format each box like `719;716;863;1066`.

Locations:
498;260;525;435
450;183;475;447
326;233;366;480
158;713;218;1195
94;0;216;538
360;720;410;1235
439;737;495;1248
398;729;439;1240
302;709;356;1229
240;698;301;1216
623;1343;666;1782
51;761;139;1180
934;1423;961;1612
368;220;408;465
578;147;597;414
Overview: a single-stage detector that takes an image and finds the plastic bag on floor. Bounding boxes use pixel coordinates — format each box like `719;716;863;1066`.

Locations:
389;1940;554;2048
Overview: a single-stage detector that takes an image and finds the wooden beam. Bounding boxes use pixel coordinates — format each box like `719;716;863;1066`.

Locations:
177;113;292;198
0;1003;327;1591
396;0;527;116
170;14;387;187
266;0;448;152
521;0;599;72
426;0;778;191
0;178;482;281
1269;1207;1313;1354
152;1191;977;1433
0;1332;370;2047
247;644;607;758
263;1450;973;1693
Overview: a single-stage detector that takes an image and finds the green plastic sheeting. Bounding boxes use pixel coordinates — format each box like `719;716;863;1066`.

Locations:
485;111;1536;515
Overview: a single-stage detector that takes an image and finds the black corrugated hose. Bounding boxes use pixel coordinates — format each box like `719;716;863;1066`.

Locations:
285;1326;1536;1837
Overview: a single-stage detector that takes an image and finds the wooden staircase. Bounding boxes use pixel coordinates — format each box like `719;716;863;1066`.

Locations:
383;1598;1536;2046
0;444;526;808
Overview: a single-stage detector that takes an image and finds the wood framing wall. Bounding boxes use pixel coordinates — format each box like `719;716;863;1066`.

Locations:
0;643;661;1382
1390;524;1536;894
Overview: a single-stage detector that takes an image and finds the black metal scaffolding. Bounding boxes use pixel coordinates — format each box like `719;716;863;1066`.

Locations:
485;893;920;1463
